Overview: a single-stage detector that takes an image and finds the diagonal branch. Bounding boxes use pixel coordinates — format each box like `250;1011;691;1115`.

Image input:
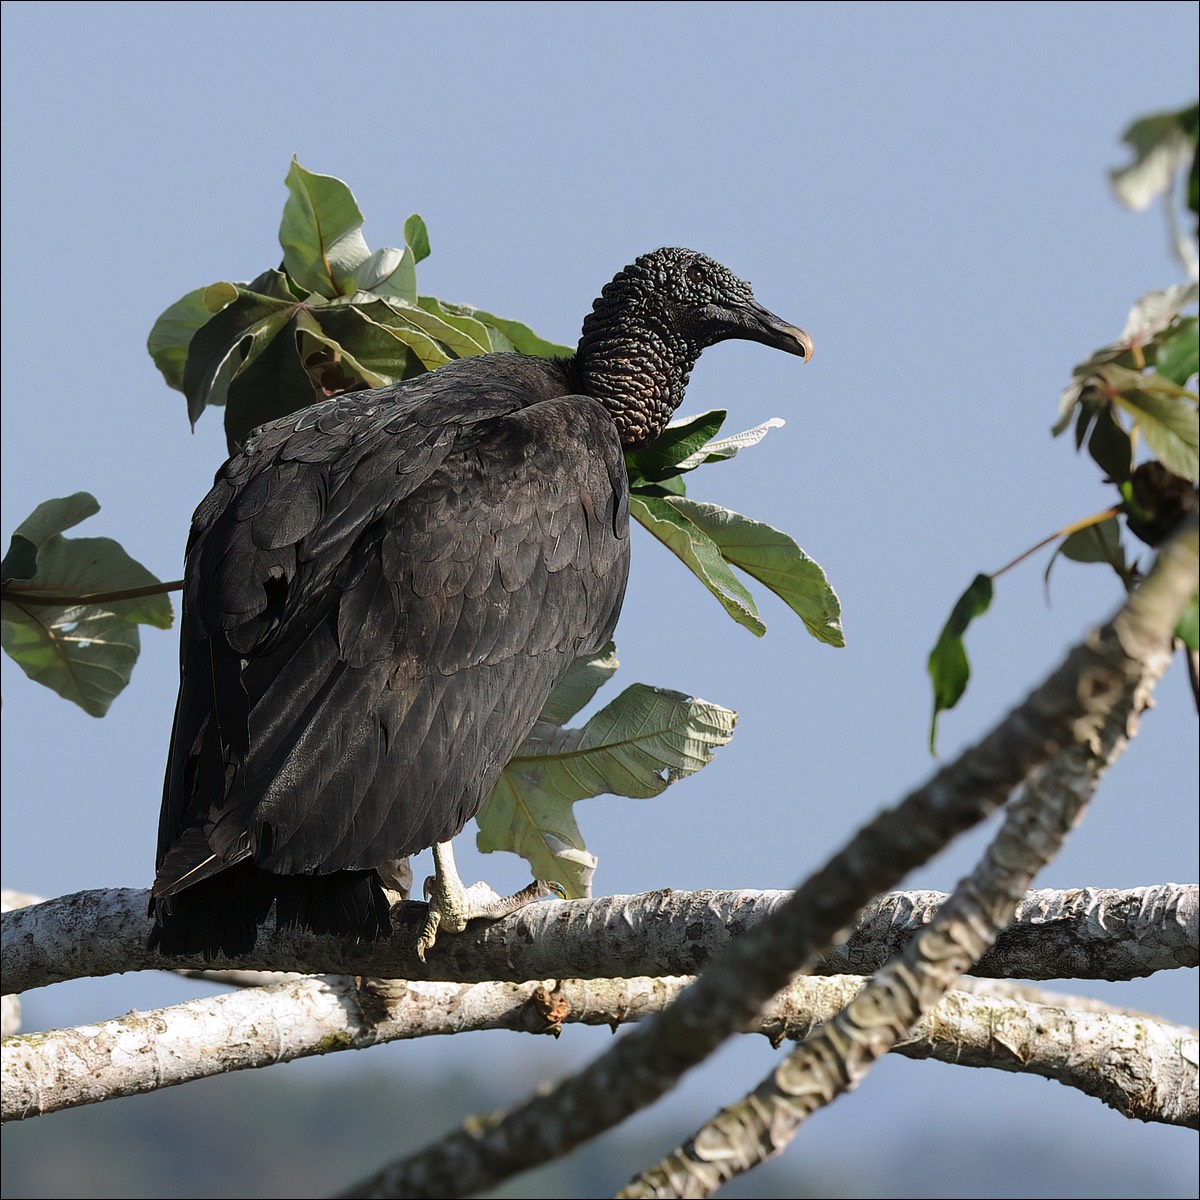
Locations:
620;519;1195;1197
332;488;1198;1199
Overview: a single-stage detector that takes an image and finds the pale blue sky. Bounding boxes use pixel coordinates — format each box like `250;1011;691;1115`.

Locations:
2;2;1197;1196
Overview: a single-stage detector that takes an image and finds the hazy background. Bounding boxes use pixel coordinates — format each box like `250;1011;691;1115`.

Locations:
2;2;1197;1196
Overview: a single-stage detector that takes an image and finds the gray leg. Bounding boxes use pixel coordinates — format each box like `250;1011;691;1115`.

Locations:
416;840;564;960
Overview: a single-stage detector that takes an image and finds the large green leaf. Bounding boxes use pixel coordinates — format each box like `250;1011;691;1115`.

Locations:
2;492;100;582
629;493;765;635
477;680;737;898
628;410;727;485
537;642;619;727
316;306;413;383
386;299;490;358
279;159;371;299
354;300;453;370
293;309;391;389
429;299;573;358
1156;319;1200;386
417;296;507;354
1110;370;1200;481
1085;410;1133;483
1043;517;1130;591
181;289;296;425
927;573;994;754
348;246;418;305
667;498;844;647
146;282;238;392
223;315;319;451
1;495;173;717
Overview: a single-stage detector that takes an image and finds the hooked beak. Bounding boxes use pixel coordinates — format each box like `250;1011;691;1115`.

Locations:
737;298;814;360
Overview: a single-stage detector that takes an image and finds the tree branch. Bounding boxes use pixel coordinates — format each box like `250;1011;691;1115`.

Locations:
3;882;1194;998
6;971;1193;1130
332;500;1197;1199
620;518;1195;1197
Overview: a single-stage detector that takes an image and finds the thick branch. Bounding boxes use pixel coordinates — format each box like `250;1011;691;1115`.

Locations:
335;499;1197;1199
5;972;1193;1130
3;883;1194;998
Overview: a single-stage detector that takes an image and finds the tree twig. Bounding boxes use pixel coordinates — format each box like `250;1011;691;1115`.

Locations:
0;579;184;607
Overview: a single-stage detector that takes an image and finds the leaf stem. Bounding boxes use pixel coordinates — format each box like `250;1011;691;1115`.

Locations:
991;507;1122;579
0;580;184;607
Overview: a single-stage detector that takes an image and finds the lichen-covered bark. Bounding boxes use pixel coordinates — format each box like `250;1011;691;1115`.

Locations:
4;881;1194;999
333;504;1197;1199
619;519;1196;1199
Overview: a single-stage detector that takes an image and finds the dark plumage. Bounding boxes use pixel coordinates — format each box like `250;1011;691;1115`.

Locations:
150;247;812;958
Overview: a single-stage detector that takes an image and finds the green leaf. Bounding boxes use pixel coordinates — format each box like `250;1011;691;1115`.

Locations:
1111;106;1197;211
180;289;296;425
666;498;844;647
1175;590;1198;652
428;299;573;357
1086;411;1133;482
1156;319;1199;386
279;159;371;299
315;306;412;384
146;282;238;392
354;300;453;370
1044;517;1129;591
244;268;301;301
927;573;994;754
675;417;786;469
223;314;319;451
404;213;431;264
416;296;499;353
627;410;727;484
1;496;173;717
3;493;100;580
629;494;765;636
477;682;737;898
293;309;390;389
538;643;619;727
385;299;490;358
348;246;418;305
1111;371;1199;481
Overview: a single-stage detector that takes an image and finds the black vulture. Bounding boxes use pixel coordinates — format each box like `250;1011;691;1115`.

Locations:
150;247;812;959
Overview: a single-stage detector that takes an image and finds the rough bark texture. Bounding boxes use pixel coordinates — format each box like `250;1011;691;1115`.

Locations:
333;516;1198;1199
619;519;1196;1198
4;972;1194;1128
6;880;1194;1000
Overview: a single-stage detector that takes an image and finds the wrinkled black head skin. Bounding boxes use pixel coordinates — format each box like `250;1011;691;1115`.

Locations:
576;247;813;445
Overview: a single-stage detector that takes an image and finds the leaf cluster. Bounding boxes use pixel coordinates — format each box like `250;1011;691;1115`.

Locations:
927;104;1199;751
147;160;573;453
0;495;173;717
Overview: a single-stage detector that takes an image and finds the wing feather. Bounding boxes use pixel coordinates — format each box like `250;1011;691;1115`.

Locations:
155;361;630;935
